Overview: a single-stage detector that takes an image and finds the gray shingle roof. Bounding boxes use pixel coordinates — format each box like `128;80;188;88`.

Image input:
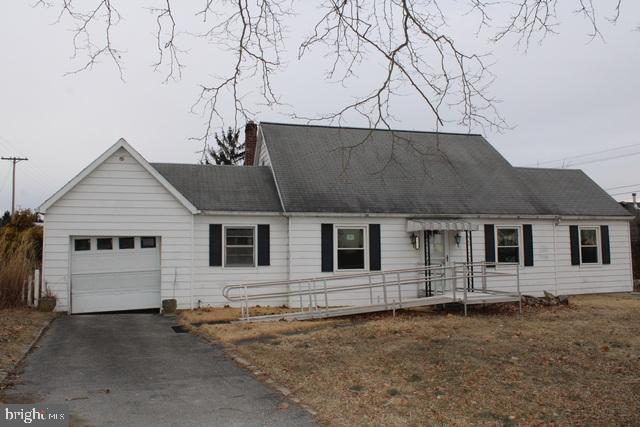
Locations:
514;167;630;217
151;163;282;212
260;122;629;217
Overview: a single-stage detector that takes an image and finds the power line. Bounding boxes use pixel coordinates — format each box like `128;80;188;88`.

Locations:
1;157;28;214
0;136;52;188
609;189;640;197
605;183;640;191
569;151;640;167
527;142;640;167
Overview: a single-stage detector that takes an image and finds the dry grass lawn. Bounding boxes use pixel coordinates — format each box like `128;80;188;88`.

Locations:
0;309;56;376
178;305;296;325
189;294;640;426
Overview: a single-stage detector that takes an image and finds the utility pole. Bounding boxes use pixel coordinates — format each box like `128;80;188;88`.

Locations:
1;156;28;214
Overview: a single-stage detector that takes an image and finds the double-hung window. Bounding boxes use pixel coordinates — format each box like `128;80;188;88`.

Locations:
496;226;520;264
336;227;366;270
579;227;599;264
225;227;255;267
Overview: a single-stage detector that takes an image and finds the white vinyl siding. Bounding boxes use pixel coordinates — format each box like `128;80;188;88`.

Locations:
289;217;419;307
257;144;272;167
192;215;288;307
42;147;194;312
448;219;632;296
288;217;632;307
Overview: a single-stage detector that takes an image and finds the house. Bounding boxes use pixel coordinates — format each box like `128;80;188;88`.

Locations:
620;196;640;291
38;122;634;313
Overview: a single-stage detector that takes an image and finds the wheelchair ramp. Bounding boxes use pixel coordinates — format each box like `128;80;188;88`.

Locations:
222;263;522;322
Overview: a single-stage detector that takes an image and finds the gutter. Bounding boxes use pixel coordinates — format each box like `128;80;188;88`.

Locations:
276;212;634;221
196;210;633;221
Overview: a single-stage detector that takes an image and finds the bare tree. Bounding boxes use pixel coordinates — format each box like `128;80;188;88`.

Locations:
32;0;627;149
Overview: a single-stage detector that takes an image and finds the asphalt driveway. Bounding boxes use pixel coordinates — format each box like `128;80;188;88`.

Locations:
0;314;316;427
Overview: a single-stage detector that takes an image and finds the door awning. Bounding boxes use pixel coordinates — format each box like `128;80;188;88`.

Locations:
406;219;479;233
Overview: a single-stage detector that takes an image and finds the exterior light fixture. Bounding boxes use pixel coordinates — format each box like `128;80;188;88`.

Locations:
454;232;462;248
411;233;421;250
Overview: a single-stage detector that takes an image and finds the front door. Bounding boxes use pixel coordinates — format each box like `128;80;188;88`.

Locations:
424;231;448;295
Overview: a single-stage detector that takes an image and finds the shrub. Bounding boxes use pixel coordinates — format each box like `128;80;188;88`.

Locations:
0;210;43;308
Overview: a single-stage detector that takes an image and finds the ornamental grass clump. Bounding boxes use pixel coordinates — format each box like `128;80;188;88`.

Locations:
0;210;42;308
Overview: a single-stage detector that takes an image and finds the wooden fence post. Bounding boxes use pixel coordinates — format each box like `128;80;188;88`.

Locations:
34;269;40;307
27;274;33;307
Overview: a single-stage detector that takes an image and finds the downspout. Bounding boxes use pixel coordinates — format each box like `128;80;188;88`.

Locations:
552;216;560;294
626;220;633;290
287;215;292;282
190;214;195;309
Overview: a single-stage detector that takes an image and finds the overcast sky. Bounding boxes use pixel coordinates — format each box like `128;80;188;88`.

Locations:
1;1;639;213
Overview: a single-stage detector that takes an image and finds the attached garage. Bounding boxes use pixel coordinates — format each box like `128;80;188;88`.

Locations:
70;236;161;314
38;139;199;313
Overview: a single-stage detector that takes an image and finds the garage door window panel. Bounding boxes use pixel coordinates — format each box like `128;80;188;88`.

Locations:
119;237;135;249
74;239;91;251
97;238;113;250
141;237;156;248
225;227;255;267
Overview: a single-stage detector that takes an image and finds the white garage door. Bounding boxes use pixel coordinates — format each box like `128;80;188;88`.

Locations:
71;236;161;314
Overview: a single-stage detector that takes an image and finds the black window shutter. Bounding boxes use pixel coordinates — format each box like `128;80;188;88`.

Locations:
257;224;270;266
209;224;222;266
369;224;381;271
523;224;534;267
321;224;333;272
484;224;495;267
569;225;580;266
600;225;611;265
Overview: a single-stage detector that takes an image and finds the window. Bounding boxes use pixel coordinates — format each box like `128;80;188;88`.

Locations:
336;227;366;270
225;227;255;267
496;227;520;263
580;227;599;264
74;239;91;251
141;237;156;248
119;237;135;249
97;238;113;250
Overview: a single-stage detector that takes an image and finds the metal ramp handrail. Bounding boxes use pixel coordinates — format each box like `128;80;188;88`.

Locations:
224;265;448;302
222;265;448;300
222;262;522;321
451;262;522;315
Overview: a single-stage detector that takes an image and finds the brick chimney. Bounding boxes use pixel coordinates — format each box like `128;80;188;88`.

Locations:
244;121;257;166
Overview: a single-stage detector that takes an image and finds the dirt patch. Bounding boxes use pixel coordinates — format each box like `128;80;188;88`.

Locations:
0;309;56;381
197;294;640;426
178;305;297;325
